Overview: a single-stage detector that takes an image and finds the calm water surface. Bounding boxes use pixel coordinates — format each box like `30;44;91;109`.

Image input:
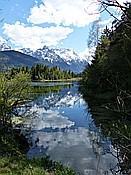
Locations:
20;82;118;175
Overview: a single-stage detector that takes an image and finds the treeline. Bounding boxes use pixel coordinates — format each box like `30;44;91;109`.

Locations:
79;3;131;109
7;64;77;81
79;4;131;174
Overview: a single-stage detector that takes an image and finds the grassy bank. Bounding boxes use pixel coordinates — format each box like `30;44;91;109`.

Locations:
0;72;76;175
0;116;76;175
0;156;76;175
0;127;76;175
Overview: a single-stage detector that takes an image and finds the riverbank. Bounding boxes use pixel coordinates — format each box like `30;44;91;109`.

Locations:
32;77;81;82
0;71;78;174
0;156;76;175
0;126;76;175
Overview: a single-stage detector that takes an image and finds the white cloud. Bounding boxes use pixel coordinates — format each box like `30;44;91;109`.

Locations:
2;0;128;51
27;0;100;27
0;36;7;43
3;21;73;51
99;18;112;26
24;107;75;130
28;0;128;27
79;47;96;64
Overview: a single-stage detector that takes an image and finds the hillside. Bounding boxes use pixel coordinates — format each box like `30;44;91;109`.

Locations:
0;50;40;69
19;46;88;73
0;45;88;73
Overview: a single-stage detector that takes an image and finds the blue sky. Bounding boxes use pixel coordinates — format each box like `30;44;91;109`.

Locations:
0;0;128;54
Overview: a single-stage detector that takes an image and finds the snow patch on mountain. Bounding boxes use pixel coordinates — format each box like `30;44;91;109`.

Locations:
0;43;89;73
19;46;86;63
18;46;89;73
0;43;11;51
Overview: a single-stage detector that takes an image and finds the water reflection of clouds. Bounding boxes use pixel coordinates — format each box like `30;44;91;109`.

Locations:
23;92;83;130
24;85;118;175
27;127;117;175
30;88;81;110
24;107;75;130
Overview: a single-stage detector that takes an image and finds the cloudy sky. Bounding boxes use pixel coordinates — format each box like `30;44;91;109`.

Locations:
0;0;128;53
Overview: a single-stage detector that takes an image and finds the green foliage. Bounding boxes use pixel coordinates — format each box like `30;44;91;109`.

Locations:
79;4;131;114
0;72;32;157
0;156;76;175
0;70;76;175
79;4;131;174
32;83;73;100
7;64;77;81
0;72;32;127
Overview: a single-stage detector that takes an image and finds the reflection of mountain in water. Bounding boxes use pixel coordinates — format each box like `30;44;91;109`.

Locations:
30;82;79;110
20;83;118;175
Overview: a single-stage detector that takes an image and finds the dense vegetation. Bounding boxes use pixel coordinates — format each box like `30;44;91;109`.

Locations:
79;3;131;174
0;156;76;175
7;64;77;81
0;71;76;174
80;3;131;115
1;1;130;174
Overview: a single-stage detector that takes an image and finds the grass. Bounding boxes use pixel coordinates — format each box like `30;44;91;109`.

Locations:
0;128;76;175
0;157;49;175
0;77;77;175
0;156;76;175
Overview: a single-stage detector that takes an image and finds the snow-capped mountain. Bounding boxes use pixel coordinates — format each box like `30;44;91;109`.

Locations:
0;43;88;73
0;43;11;51
19;46;87;62
19;46;88;73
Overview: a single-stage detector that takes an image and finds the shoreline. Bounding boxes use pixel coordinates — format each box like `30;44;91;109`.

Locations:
31;77;81;82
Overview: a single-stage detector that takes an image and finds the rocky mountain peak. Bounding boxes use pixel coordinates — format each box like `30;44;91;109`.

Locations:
0;43;11;51
0;43;88;73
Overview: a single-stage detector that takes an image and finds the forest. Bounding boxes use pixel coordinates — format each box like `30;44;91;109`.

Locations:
7;64;77;81
79;2;131;174
79;2;131;116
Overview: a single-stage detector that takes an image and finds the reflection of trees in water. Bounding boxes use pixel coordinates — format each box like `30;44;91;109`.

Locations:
86;98;131;175
15;83;74;126
109;121;131;175
32;83;74;99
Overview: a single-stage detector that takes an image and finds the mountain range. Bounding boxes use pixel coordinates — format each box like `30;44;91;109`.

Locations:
0;43;88;73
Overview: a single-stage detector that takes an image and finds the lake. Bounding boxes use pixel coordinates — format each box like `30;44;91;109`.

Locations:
19;82;118;175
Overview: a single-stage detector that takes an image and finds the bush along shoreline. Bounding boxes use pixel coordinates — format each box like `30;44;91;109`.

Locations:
0;123;76;175
0;71;76;175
